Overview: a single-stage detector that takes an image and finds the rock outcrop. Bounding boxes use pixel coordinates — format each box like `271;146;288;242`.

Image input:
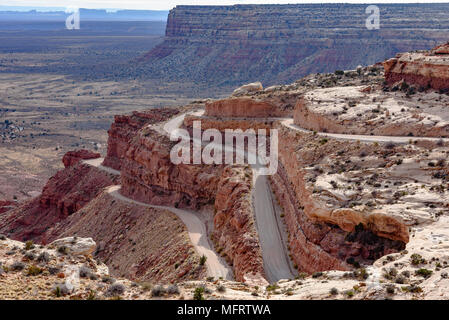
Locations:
270;125;413;272
103;108;180;171
205;97;288;118
62;149;100;168
140;4;449;86
212;166;265;282
0;152;119;241
293;85;449;137
232;82;263;96
0;236;145;300
43;191;206;283
204;85;301;119
384;43;449;91
49;237;97;256
120;127;223;209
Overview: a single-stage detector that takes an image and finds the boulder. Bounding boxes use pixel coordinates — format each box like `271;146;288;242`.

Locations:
232;82;263;96
49;237;96;256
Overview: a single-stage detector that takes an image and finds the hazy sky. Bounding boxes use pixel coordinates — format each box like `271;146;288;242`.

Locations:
2;0;448;10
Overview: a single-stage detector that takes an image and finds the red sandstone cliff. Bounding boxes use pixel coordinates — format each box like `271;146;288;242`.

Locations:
269;125;406;273
384;43;449;91
212;166;265;282
120;127;223;209
0;200;15;214
0;154;119;241
205;97;291;118
103;108;180;170
62;149;100;168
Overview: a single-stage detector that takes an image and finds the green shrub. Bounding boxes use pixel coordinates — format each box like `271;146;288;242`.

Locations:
24;241;34;251
87;290;96;300
402;285;422;293
193;287;205;300
345;290;354;298
266;283;280;291
140;282;152;292
167;284;180;295
410;254;425;265
26;265;43;276
415;268;432;278
11;261;25;271
386;285;395;294
37;252;50;263
57;245;69;255
199;255;207;266
151;285;165;297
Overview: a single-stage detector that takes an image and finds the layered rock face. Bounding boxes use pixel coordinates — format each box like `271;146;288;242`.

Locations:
271;126;411;272
103;108;180;170
384;43;449;91
205;97;291;118
62;149;100;168
141;4;449;86
184;114;274;133
0;154;119;241
212;166;265;282
120;127;223;209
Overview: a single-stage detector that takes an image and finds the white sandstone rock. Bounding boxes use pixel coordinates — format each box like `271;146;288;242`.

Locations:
49;237;96;256
232;82;263;96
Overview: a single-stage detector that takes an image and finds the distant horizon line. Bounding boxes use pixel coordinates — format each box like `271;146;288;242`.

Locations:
0;6;168;12
1;2;449;12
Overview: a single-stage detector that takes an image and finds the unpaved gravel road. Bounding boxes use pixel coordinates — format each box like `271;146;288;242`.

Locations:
82;157;233;280
106;185;233;280
164;112;296;283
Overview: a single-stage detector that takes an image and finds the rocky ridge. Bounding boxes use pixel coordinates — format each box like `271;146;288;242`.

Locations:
384;42;449;92
1;43;449;299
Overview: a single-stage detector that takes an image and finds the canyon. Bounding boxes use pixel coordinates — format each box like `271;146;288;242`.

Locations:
139;4;449;86
1;43;449;300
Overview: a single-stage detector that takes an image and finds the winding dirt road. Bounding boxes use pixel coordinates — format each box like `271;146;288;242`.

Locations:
82;157;233;280
82;158;121;175
282;119;449;144
85;110;449;283
163;112;296;282
162;111;449;282
106;185;233;280
252;168;297;282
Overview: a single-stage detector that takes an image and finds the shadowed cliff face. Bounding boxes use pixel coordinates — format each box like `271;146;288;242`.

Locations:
140;4;449;87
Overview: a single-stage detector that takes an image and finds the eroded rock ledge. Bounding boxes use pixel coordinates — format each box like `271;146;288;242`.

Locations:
0;159;119;242
293;85;449;138
384;43;449;92
103;108;180;171
120;127;222;210
212;166;265;282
